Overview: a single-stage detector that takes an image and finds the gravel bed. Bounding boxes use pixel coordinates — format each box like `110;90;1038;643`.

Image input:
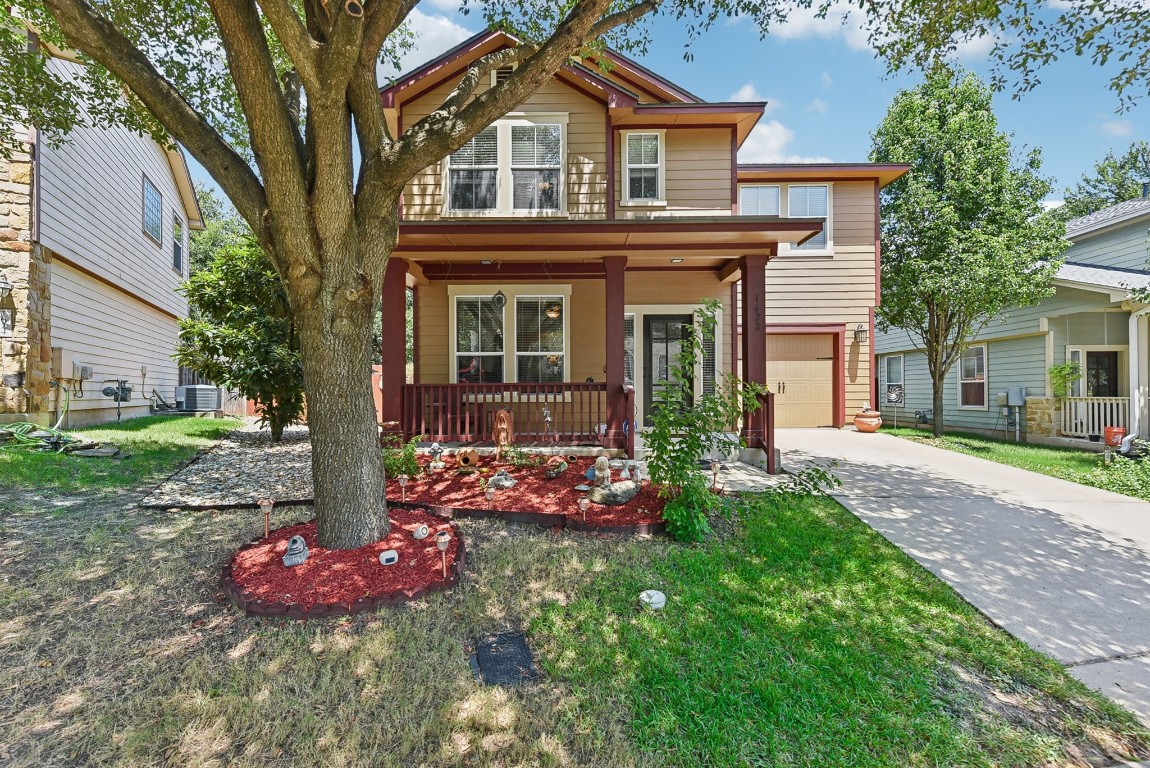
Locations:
142;423;314;508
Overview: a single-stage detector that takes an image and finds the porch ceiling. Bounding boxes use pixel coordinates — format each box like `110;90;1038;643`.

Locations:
393;216;823;261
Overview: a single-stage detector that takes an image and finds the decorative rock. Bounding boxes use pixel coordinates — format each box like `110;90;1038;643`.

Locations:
544;460;568;479
639;589;666;610
593;456;611;487
379;549;399;566
283;535;309;567
412;524;429;540
72;446;121;458
488;469;518;490
588;480;639;506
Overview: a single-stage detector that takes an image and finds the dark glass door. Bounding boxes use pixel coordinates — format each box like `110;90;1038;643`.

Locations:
1086;351;1120;396
644;315;693;427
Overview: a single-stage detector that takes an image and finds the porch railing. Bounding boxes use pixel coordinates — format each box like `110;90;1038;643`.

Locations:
401;382;609;445
1059;396;1130;438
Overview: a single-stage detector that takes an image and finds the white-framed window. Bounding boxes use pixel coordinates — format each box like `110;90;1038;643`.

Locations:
885;355;903;387
455;296;505;383
958;345;987;409
623;130;664;204
883;354;904;406
444;115;567;216
172;215;185;273
515;296;565;383
142;176;163;244
739;185;781;216
788;184;830;251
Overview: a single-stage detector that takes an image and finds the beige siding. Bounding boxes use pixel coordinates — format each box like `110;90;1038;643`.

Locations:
616;128;733;217
49;261;181;426
37;61;189;320
401;78;608;220
762;181;877;422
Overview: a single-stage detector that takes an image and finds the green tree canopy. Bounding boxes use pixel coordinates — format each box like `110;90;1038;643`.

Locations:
1055;141;1150;222
871;67;1068;436
189;185;251;276
176;237;304;442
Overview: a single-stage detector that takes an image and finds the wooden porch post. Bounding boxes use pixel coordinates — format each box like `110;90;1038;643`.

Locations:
604;256;628;451
740;254;769;451
380;257;409;435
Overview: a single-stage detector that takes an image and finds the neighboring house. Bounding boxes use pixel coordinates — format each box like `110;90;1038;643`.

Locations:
378;31;907;462
875;193;1150;442
0;57;203;428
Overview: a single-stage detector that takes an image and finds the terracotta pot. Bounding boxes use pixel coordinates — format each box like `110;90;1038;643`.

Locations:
853;410;882;433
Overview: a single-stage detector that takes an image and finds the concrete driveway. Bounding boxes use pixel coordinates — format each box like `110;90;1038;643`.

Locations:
779;428;1150;725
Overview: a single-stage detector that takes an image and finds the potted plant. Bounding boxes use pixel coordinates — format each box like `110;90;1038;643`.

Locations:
853;402;882;433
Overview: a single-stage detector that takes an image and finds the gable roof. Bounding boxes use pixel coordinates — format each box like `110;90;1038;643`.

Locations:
1054;260;1150;301
1065;198;1150;240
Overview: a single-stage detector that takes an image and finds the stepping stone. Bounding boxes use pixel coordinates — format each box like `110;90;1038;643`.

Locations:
471;632;539;686
72;447;121;458
588;480;639;506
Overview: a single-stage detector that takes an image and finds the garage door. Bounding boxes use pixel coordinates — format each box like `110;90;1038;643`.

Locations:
767;334;835;427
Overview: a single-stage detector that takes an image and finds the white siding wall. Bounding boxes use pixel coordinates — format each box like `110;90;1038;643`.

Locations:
36;61;189;319
50;261;180;426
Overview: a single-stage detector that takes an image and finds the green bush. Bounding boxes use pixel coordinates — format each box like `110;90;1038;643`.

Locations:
382;434;422;479
1081;454;1150;500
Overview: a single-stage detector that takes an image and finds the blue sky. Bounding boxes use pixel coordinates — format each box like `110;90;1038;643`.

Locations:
391;2;1149;203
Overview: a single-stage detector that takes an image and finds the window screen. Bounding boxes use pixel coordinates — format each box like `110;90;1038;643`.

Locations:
449;127;498;210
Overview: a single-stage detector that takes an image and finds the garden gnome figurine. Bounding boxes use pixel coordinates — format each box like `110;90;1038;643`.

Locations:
428;442;446;473
283;535;309;567
593;456;611;487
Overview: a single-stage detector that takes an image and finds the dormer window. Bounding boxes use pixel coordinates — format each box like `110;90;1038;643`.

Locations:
444;115;567;216
623;130;665;204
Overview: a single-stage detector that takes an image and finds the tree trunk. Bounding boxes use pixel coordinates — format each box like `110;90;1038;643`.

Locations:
295;296;387;550
932;376;945;437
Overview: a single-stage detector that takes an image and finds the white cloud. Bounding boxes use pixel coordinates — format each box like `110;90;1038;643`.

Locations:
820;71;833;88
1099;118;1135;137
737;121;833;164
806;97;829;114
380;9;474;80
949;33;998;61
1042;199;1065;212
728;83;782;113
772;3;872;51
421;0;462;10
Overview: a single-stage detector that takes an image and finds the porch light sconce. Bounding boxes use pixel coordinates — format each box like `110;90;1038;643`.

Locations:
545;304;561;319
853;324;868;344
492;290;507;310
0;271;10;299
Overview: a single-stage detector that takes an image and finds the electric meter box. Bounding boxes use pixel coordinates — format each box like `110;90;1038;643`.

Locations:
996;392;1008;407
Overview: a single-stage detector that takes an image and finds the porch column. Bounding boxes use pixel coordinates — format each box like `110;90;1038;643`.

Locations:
740;254;768;449
380;257;409;433
604;255;628;450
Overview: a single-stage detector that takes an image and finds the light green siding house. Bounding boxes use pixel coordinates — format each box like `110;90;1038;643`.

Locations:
874;196;1150;442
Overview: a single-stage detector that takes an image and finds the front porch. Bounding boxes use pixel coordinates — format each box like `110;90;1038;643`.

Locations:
378;217;820;468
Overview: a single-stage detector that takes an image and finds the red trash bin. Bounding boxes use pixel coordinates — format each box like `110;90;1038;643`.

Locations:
1104;426;1126;447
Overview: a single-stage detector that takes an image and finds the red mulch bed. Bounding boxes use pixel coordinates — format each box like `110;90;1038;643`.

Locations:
224;507;462;614
386;456;666;528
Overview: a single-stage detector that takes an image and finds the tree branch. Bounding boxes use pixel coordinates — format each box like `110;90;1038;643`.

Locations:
361;0;420;69
41;0;269;234
256;0;321;90
587;0;661;39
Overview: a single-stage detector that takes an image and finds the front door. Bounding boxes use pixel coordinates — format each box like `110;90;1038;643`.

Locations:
1086;351;1120;397
643;315;693;427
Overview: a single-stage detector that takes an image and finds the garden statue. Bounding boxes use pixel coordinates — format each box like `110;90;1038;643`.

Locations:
283;535;309;567
594;456;611;487
428;442;446;473
489;469;518;490
457;448;480;469
493;409;513;462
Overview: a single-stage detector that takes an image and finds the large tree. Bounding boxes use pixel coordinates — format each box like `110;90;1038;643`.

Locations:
1055;141;1150;222
1;1;796;548
189;186;251;276
871;67;1067;437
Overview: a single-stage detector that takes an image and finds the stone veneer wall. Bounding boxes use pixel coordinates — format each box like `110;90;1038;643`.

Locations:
1026;396;1059;438
1;141;52;417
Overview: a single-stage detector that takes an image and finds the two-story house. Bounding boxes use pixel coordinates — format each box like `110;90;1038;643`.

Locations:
0;56;202;428
875;191;1150;443
378;31;906;464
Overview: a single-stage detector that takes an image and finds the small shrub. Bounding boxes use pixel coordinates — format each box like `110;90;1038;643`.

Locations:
502;443;543;468
662;475;723;542
382;434;421;479
1081;455;1150;500
767;460;843;497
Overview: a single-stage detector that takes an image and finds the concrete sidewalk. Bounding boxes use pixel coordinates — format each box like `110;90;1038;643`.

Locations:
779;428;1150;725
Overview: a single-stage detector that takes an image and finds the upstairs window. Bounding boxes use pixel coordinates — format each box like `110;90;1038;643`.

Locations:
624;132;663;202
445;118;566;215
788;184;830;251
739;185;781;216
448;126;498;211
172;216;184;273
455;296;504;383
142;177;162;244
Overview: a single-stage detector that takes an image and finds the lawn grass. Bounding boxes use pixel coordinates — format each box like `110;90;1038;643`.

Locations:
0;415;242;494
533;493;1150;767
882;426;1150;501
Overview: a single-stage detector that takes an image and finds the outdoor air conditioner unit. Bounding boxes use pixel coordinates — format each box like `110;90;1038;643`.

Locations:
183;385;220;411
175;386;187;410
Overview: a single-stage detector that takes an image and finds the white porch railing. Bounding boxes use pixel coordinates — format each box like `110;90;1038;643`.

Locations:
1060;397;1131;438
